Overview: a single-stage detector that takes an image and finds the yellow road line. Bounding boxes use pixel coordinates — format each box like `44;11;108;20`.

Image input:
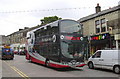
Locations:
3;61;30;79
10;66;30;79
10;66;25;78
12;66;29;77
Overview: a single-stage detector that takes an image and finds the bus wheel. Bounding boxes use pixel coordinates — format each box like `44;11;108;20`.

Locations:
29;57;32;63
45;59;50;67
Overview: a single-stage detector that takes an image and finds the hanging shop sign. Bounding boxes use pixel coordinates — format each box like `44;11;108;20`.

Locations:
90;33;110;41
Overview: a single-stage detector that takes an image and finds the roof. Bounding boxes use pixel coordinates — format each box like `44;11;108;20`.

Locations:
78;5;120;22
97;50;120;52
7;27;29;36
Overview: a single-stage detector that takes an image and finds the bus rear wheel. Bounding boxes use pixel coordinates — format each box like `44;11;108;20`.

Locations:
29;56;33;63
45;59;50;67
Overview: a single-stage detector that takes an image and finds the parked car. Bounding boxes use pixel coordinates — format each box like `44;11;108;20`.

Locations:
18;49;26;55
13;49;18;54
87;50;120;74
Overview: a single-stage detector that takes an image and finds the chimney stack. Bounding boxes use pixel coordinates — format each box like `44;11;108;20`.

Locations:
95;3;101;13
19;29;23;31
24;27;29;29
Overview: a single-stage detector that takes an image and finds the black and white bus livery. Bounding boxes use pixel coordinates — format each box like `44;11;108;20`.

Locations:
26;19;87;69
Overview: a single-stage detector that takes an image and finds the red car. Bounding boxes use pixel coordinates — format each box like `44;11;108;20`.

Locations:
13;50;18;54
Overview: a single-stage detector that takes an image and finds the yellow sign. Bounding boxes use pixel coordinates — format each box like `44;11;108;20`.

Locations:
4;46;10;48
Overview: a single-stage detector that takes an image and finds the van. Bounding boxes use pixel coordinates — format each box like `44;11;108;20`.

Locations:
88;50;120;74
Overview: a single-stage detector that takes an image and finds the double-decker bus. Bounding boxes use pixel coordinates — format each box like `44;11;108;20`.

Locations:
26;19;88;69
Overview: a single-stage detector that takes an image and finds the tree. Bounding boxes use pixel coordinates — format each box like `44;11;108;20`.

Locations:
40;16;62;25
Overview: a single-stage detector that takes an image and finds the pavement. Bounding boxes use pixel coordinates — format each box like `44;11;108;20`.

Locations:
0;60;2;79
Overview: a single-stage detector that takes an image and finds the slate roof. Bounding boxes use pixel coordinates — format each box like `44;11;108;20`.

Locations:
78;5;120;22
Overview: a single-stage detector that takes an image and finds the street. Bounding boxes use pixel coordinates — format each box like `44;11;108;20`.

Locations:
1;55;119;78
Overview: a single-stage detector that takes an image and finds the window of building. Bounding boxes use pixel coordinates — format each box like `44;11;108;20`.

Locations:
95;20;100;26
101;18;107;32
101;18;105;24
95;18;107;33
96;27;100;33
21;33;23;37
95;20;100;33
101;27;106;32
101;26;106;32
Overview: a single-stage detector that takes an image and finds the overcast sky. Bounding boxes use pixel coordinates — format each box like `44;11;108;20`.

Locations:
0;0;119;36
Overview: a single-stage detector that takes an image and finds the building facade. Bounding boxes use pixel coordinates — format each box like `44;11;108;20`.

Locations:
5;25;40;47
5;27;29;46
0;35;8;45
78;4;120;55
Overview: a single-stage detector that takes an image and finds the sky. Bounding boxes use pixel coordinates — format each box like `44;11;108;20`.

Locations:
0;0;120;36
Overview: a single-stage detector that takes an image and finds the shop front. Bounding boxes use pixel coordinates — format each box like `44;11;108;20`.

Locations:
89;33;114;55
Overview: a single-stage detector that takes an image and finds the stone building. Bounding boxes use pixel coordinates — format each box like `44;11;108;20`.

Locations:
5;27;29;46
0;35;8;45
78;3;120;55
6;25;41;46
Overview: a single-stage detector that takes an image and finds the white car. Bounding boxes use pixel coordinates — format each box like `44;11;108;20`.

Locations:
88;50;120;74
